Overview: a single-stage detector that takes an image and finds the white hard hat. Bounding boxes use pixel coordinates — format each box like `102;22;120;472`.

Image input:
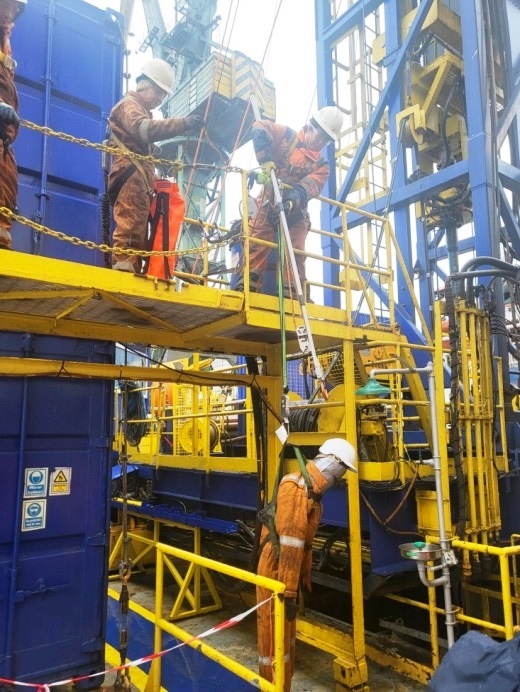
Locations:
311;106;343;141
319;438;357;472
139;59;174;95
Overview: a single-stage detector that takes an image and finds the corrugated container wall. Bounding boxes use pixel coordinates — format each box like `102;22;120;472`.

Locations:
0;0;123;686
13;0;123;264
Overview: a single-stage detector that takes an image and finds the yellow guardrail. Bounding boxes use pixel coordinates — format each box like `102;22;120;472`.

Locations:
132;539;286;692
452;538;520;640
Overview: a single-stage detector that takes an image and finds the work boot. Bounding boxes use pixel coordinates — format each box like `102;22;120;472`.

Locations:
112;260;136;272
234;272;259;292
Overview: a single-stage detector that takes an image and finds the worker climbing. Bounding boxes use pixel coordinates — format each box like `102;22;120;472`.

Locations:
0;0;25;250
235;105;343;296
107;57;204;272
256;438;357;690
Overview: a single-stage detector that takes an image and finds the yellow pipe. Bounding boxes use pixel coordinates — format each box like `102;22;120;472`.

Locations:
452;539;520;557
479;314;496;530
459;309;478;542
500;553;515;639
456;612;506;633
468;311;489;543
385;593;444;614
427;582;440;669
343;338;367;683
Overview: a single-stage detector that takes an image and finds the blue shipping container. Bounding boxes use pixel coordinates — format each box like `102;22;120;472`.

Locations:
0;0;122;685
0;334;115;686
12;0;123;264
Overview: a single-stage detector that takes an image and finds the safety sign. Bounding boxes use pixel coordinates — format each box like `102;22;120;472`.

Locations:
22;500;47;531
49;467;72;496
23;468;48;498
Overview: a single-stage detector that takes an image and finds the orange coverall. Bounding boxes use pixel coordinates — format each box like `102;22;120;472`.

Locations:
256;461;329;690
0;24;19;249
108;91;187;268
248;121;330;291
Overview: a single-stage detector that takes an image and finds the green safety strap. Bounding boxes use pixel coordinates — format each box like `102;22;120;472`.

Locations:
271;444;313;501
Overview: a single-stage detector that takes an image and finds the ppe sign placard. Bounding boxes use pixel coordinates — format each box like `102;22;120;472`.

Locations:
50;467;71;496
24;468;48;498
22;499;47;531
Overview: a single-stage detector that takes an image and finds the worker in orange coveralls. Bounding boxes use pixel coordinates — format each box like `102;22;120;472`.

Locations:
0;0;25;250
235;106;343;295
108;58;204;272
256;438;357;690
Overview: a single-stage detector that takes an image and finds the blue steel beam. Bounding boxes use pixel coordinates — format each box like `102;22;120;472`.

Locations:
316;0;341;304
321;0;384;47
331;159;469;232
333;0;435;214
497;76;520;150
499;183;520;258
499;159;520;195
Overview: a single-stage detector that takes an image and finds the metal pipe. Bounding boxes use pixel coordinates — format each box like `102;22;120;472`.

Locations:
426;362;456;648
4;377;29;675
374;363;457;648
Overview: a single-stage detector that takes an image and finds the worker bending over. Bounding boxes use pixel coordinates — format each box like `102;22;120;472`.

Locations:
235;106;343;295
256;438;357;690
108;58;203;272
0;0;24;249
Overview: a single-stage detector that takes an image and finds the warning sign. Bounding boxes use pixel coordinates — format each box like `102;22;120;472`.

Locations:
50;467;72;496
24;468;48;498
22;499;47;531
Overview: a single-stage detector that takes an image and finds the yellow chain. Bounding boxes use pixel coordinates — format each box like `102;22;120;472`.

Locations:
19;118;246;175
20;118;182;168
0;207;232;258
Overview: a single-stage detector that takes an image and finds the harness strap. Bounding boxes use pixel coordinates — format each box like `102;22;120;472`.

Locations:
107;163;137;205
110;131;152;195
144;190;171;279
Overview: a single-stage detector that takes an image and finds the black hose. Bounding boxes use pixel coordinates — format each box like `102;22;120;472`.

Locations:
101;170;112;268
123;382;150;447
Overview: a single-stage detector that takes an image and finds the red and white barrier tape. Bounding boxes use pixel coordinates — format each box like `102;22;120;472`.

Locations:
0;595;272;691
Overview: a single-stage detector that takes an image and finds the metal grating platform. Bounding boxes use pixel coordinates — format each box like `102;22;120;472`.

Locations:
0;251;383;356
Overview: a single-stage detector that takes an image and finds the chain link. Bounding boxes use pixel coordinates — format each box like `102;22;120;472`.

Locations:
1;206;232;258
19;118;247;175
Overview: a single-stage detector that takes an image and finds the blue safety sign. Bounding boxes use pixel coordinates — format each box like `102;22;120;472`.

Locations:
24;468;48;498
22;499;47;531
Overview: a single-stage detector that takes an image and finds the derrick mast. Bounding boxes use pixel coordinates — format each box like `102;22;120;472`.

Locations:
136;0;276;275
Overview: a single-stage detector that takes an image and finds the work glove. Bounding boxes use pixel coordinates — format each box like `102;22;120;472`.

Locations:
0;102;19;128
285;597;298;622
256;160;276;185
183;114;205;132
281;187;305;216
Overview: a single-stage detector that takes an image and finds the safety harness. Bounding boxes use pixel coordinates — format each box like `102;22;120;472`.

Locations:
257;445;320;558
107;131;152;203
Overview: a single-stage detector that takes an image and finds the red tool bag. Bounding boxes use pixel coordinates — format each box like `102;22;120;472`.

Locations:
144;179;185;279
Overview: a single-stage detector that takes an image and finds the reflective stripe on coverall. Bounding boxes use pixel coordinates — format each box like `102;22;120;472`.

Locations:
256;461;329;690
108;91;187;267
248;121;330;290
0;26;19;249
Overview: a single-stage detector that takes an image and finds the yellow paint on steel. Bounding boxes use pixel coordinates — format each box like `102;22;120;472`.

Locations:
147;542;285;691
